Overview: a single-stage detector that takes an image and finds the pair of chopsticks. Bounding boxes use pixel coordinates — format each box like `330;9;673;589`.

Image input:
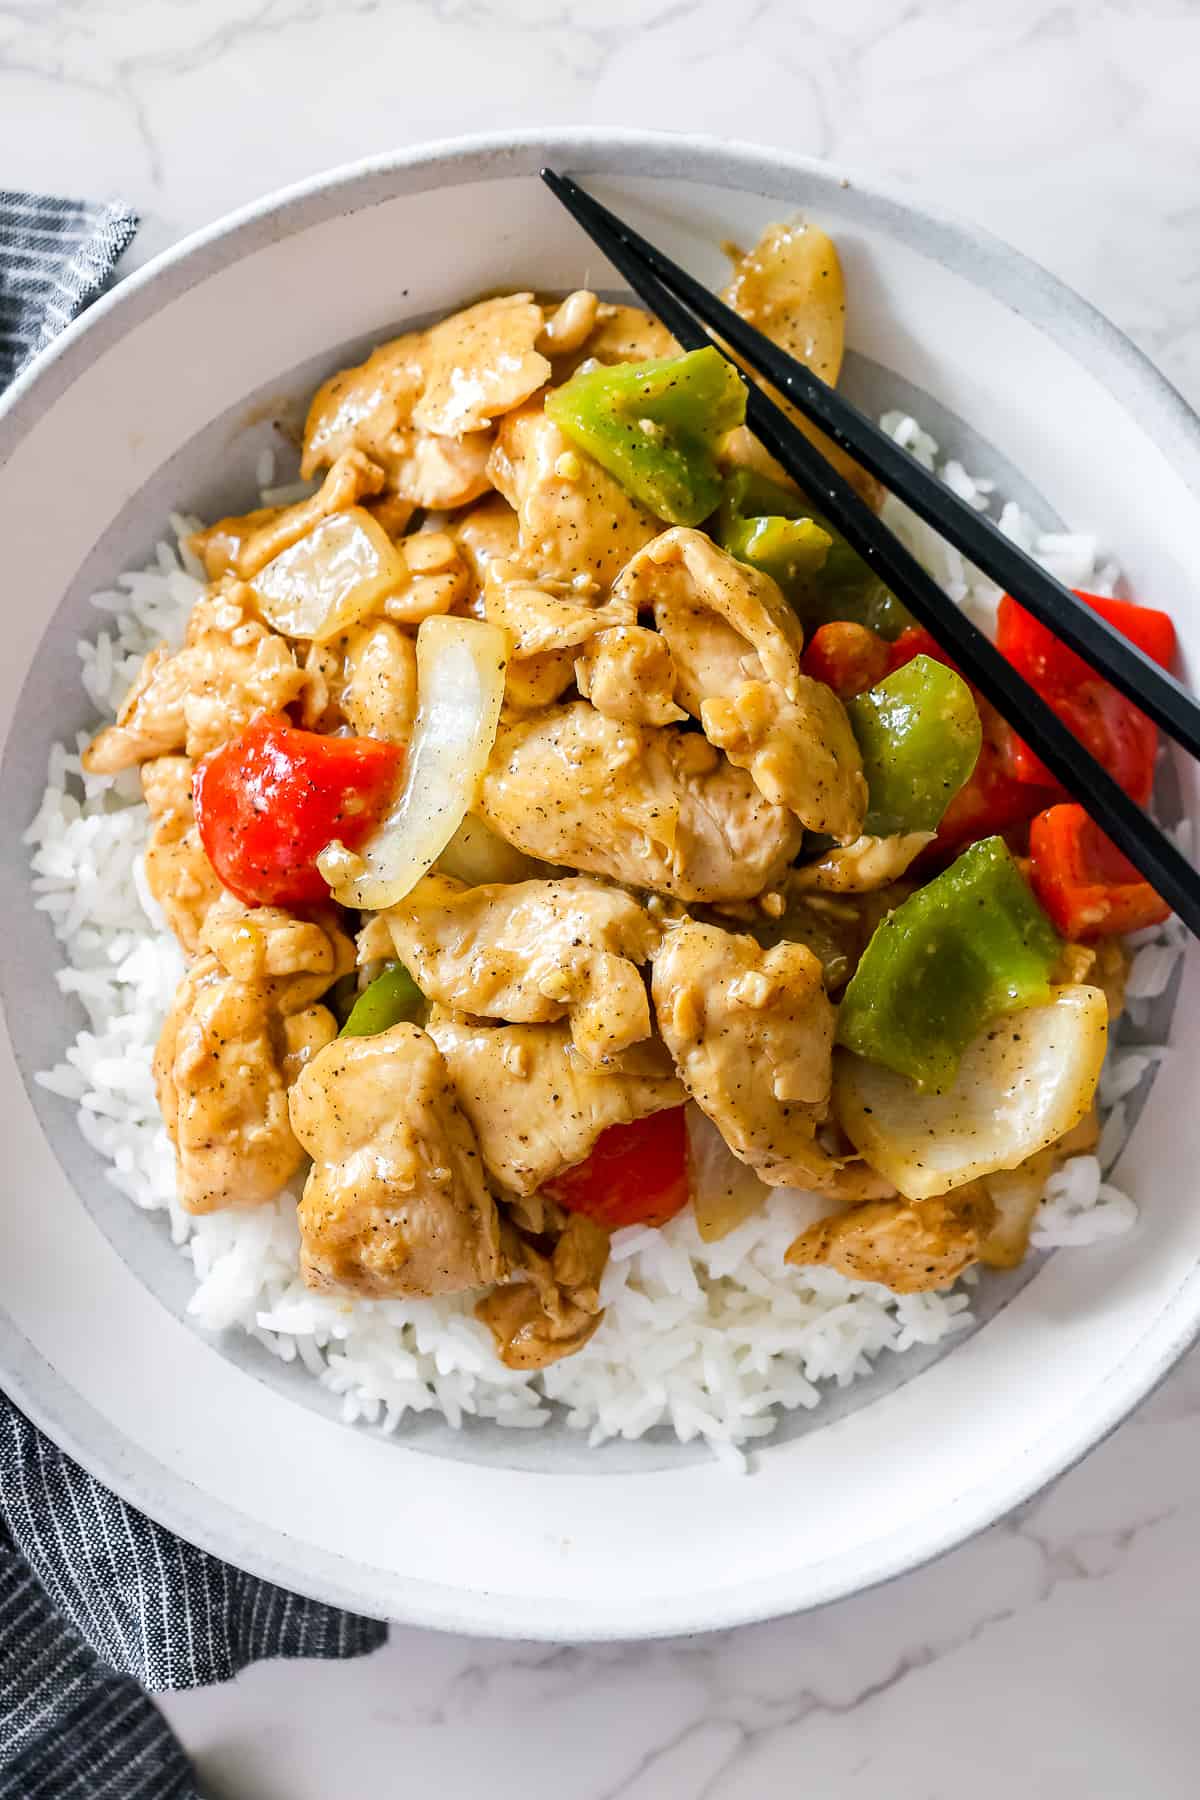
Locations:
541;168;1200;942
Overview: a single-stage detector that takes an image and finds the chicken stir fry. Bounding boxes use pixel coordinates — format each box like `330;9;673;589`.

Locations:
652;921;844;1191
291;1023;504;1297
154;905;352;1213
91;215;1136;1379
426;1014;683;1195
382;875;659;1063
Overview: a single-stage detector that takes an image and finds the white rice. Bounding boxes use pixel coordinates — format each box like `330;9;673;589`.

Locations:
25;417;1179;1466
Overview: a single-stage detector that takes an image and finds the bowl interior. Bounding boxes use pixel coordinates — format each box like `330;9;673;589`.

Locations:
0;134;1196;1635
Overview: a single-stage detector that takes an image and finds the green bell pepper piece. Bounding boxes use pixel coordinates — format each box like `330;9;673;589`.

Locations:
717;469;913;637
719;502;832;594
339;960;424;1038
545;347;746;527
836;837;1062;1090
847;655;982;836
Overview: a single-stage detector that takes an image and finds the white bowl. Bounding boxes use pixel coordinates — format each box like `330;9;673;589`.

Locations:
0;129;1197;1640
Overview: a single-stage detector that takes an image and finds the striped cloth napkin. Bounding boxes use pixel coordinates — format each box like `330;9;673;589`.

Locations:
0;192;386;1800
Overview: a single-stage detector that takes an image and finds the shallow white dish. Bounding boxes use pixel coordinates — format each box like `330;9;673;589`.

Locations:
0;128;1197;1640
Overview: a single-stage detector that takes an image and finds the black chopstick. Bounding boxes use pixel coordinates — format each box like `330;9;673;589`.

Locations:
540;167;1200;940
541;169;1200;764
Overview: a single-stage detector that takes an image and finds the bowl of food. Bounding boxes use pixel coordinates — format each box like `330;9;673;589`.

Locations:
1;129;1196;1639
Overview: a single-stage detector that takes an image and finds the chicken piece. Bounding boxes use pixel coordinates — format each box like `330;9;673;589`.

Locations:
1053;937;1129;1024
488;402;658;587
619;526;805;696
477;1211;608;1369
383;874;658;1063
412;294;551;436
303;329;427;474
452;492;520;595
364;492;418;541
83;585;305;774
785;1192;994;1294
503;648;577;711
574;625;686;726
188;449;385;582
616;528;866;841
702;678;866;842
355;912;396;984
281;1006;339;1085
297;638;346;731
577;301;679;367
301;325;493;511
480;703;803;903
970;1109;1101;1270
791;833;933;894
652;920;845;1190
140;756;224;954
483;556;634;657
342;618;417;740
200;902;355;1009
155;952;337;1214
187;505;278;584
428;1012;684;1195
380;530;470;626
393;432;494;511
290;1024;504;1298
536;289;600;358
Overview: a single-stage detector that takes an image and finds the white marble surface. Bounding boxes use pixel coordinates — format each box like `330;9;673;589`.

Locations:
5;1;1200;1793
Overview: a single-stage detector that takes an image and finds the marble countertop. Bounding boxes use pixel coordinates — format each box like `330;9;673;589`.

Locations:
6;1;1200;1794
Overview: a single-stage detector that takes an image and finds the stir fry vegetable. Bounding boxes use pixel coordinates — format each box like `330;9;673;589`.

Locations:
800;620;890;698
996;590;1175;804
837;837;1062;1090
340;961;425;1037
718;468;911;635
835;984;1108;1199
252;506;408;641
846;654;981;836
885;626;1054;853
724;220;846;385
546;1107;690;1229
546;347;746;527
686;1105;771;1242
317;616;507;911
193;713;403;908
717;469;831;594
1029;803;1171;939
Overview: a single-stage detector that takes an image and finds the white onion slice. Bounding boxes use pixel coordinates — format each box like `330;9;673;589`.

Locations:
436;812;542;887
318;616;508;910
686;1105;770;1242
834;985;1108;1201
252;507;407;641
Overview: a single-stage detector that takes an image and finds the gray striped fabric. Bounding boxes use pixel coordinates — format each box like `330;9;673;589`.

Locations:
0;191;138;386
1;194;387;1797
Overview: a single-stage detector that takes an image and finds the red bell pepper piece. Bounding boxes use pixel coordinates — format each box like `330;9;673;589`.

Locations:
194;712;403;908
545;1107;690;1230
1029;803;1171;939
800;621;890;699
996;591;1175;805
884;628;1053;854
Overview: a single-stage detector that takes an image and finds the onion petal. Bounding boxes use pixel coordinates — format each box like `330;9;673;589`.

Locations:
253;507;407;641
686;1104;770;1242
834;984;1108;1200
318;616;508;909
